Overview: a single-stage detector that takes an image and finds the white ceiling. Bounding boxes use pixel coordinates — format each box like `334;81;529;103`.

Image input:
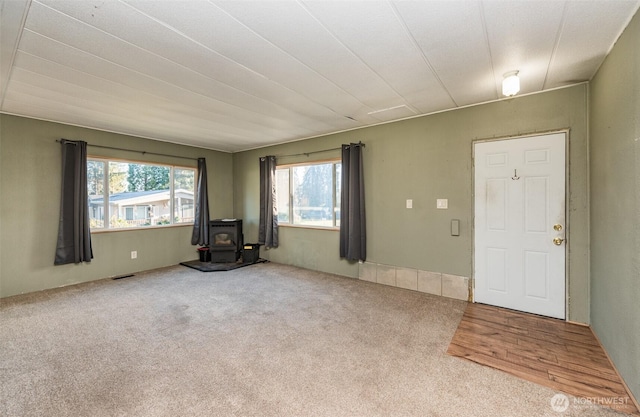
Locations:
1;0;638;152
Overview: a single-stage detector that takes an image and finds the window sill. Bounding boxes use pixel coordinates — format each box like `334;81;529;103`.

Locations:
278;224;340;232
90;223;194;234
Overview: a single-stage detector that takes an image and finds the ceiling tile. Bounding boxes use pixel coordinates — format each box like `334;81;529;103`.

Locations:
122;0;369;120
301;0;455;113
215;0;404;114
393;1;495;106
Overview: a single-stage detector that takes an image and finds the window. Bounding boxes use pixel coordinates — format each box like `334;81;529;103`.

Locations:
276;160;341;228
87;158;196;230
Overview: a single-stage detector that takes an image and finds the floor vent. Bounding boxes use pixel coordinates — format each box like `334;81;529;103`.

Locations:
112;274;135;280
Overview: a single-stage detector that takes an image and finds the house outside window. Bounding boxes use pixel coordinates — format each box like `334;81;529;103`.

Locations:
87;159;196;230
276;160;341;228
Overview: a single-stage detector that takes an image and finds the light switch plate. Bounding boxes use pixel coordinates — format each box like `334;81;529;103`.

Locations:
437;199;448;209
451;219;460;236
406;199;413;209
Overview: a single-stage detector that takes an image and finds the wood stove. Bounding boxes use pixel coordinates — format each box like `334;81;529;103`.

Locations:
209;219;243;263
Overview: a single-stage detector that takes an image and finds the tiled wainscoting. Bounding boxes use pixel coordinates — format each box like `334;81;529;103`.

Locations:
358;262;470;301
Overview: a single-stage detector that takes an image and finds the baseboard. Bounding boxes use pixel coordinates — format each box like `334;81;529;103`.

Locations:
567;319;589;327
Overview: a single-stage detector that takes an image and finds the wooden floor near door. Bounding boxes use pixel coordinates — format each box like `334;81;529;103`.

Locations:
447;303;639;415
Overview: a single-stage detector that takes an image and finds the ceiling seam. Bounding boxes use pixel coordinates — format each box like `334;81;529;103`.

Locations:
209;0;377;117
6;79;266;142
387;0;457;109
0;0;32;109
15;32;329;135
7;67;293;141
35;1;348;130
295;0;411;117
121;0;362;123
12;45;319;138
478;1;499;100
542;1;569;91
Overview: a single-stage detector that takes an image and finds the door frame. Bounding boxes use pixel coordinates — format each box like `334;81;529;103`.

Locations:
471;129;570;320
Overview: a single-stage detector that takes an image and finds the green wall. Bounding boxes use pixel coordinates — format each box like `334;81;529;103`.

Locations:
0;114;233;298
234;85;591;323
590;10;640;400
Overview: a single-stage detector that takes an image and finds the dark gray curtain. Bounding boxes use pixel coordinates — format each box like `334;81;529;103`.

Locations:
340;143;366;261
54;139;93;265
258;156;278;248
191;158;210;246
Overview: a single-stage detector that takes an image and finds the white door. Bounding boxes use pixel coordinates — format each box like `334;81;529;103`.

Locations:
474;133;566;319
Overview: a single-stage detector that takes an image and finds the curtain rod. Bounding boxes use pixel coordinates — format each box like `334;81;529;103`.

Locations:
57;139;198;161
275;141;365;159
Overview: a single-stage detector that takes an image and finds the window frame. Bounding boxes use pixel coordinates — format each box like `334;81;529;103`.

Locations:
87;156;197;232
276;158;341;230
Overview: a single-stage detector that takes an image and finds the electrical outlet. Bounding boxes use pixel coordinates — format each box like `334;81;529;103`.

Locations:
131;251;137;259
436;199;448;209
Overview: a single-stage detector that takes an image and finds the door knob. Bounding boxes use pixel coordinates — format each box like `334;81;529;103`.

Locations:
553;237;565;246
553;224;563;231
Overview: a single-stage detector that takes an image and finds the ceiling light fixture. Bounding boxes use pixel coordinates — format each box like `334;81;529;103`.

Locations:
502;71;520;97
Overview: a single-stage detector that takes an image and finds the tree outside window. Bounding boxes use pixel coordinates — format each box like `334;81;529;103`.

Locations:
87;159;195;230
276;161;341;228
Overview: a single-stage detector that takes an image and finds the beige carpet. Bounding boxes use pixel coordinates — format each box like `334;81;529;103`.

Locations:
0;263;626;416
